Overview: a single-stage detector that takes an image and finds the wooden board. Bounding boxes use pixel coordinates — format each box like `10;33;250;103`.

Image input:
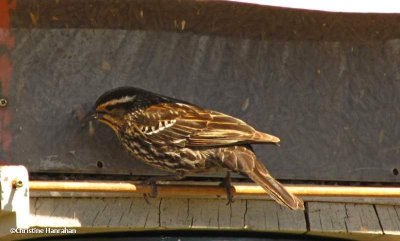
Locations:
22;196;400;241
375;205;400;235
245;200;306;232
307;202;383;234
1;0;400;183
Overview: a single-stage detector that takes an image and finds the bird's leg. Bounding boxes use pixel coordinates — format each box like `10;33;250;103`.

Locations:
142;173;185;199
220;171;234;205
142;179;157;204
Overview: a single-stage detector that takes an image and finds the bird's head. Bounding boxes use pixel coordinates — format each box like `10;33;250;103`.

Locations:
86;86;176;133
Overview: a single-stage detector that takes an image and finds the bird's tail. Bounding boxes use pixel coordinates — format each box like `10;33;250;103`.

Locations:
219;146;304;210
248;160;304;210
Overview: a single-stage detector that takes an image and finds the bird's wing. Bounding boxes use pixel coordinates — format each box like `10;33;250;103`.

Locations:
129;103;280;147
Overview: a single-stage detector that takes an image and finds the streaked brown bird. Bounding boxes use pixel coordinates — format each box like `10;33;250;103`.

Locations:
90;86;304;210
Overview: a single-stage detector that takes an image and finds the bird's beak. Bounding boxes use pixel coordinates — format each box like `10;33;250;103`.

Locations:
81;108;97;123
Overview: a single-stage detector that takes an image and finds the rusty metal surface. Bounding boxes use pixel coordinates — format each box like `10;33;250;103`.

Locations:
3;0;400;182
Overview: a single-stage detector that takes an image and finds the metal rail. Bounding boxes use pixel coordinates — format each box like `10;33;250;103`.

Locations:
29;181;400;198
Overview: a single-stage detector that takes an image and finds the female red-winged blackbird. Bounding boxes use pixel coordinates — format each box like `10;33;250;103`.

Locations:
90;86;304;210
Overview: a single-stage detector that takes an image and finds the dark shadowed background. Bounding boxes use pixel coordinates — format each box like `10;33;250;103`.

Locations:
3;0;400;182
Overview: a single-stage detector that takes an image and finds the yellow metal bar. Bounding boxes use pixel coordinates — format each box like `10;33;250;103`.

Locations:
29;181;400;198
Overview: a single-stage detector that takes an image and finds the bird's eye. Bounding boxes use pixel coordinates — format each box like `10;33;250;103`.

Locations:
105;105;115;111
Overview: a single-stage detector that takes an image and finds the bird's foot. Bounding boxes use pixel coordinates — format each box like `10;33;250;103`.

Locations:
142;180;158;205
142;174;185;203
142;178;159;198
220;172;235;205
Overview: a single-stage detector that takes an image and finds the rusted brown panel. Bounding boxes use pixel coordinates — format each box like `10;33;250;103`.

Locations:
11;0;400;41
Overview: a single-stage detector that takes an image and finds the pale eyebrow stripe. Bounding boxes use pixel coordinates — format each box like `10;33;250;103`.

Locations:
100;96;136;109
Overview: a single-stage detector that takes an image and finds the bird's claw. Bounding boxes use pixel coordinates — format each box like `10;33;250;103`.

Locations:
142;179;159;202
220;172;235;205
225;189;234;205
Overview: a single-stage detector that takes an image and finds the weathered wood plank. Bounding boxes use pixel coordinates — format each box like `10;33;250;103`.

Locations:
18;197;400;241
159;198;190;228
91;198;127;227
217;199;247;228
31;196;400;240
308;202;383;234
187;199;246;229
308;202;348;232
30;197;161;228
31;198;81;227
344;203;383;234
187;199;219;228
375;205;400;235
31;197;308;232
245;200;306;232
119;198;160;228
68;198;110;227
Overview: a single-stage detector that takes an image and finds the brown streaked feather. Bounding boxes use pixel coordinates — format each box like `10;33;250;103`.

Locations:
128;103;280;147
249;162;304;210
218;146;304;210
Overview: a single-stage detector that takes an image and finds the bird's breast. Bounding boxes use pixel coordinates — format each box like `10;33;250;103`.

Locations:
118;131;217;173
